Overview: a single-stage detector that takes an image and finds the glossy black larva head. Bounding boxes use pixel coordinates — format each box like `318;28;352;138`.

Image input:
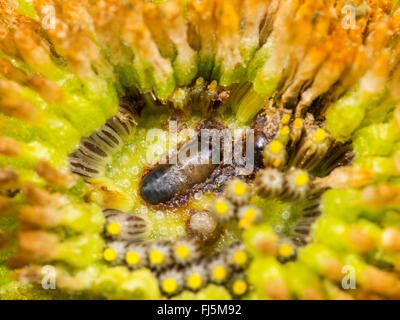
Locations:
139;164;178;205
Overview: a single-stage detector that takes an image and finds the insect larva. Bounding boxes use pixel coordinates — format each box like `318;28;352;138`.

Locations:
140;131;219;205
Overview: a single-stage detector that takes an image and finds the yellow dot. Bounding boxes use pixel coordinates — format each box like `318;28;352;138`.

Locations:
176;245;190;259
281;114;291;124
238;208;258;230
313;128;327;143
187;274;202;289
232;279;247;295
245;208;257;219
103;248;117;262
233;250;248;265
106;222;121;235
209;80;218;91
280;125;289;136
233;181;247;196
293;118;302;129
125;251;140;265
269;140;282;154
295;173;309;187
162;278;177;294
215;200;229;215
150;250;164;264
213;266;227;281
272;158;281;168
195;77;204;86
278;244;293;258
175;89;185;99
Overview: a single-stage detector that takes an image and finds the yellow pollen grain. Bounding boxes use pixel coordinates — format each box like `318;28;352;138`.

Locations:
272;158;281;168
215;200;229;215
176;245;190;259
295;173;309;187
209;80;218;91
106;222;121;235
213;266;227;281
233;250;247;265
195;77;204;86
150;250;164;264
175;89;185;99
233;181;247;196
233;279;247;295
280;125;289;136
125;251;140;265
313;128;327;143
162;278;177;294
269;140;282;154
103;248;117;262
278;244;293;258
238;208;257;229
293;118;302;129
281;114;291;124
187;274;202;289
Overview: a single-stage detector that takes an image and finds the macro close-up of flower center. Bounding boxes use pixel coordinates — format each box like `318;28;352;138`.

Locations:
0;0;399;300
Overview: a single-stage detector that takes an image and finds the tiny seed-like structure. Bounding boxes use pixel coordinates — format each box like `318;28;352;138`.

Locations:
103;208;149;241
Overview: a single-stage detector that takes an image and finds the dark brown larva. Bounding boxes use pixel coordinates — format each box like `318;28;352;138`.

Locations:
140;124;222;205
